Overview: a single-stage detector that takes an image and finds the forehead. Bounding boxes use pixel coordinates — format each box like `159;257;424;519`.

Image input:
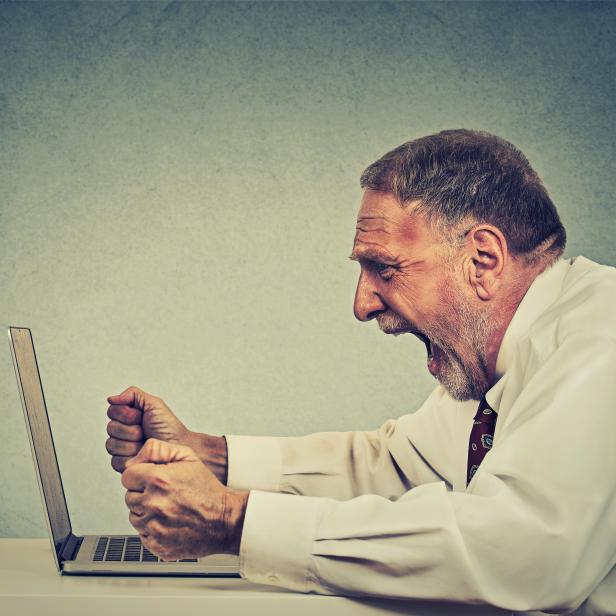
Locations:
354;190;429;251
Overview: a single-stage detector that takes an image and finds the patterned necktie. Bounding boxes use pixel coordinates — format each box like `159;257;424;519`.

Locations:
467;397;497;486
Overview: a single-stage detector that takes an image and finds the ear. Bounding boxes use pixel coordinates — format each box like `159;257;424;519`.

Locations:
464;225;507;301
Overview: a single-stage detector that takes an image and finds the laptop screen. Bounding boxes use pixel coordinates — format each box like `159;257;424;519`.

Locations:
8;327;72;555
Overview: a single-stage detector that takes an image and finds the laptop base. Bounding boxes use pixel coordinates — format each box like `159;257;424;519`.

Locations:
62;535;240;576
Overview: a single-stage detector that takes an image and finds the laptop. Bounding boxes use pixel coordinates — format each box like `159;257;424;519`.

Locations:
8;326;241;577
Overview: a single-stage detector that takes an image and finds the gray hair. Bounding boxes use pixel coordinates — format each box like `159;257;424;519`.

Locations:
360;129;566;267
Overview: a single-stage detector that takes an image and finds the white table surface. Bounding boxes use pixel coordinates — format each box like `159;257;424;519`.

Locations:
0;539;511;616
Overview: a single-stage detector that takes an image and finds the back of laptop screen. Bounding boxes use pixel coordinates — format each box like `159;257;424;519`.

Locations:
9;327;72;550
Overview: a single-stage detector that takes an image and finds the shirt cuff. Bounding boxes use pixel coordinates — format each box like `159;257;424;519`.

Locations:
239;490;331;592
224;435;282;492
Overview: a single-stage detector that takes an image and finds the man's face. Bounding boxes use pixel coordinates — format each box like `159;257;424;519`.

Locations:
351;190;491;401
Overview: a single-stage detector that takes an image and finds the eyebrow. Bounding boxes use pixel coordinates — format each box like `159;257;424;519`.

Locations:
348;246;398;263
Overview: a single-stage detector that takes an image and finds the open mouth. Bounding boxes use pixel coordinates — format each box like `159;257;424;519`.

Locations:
409;330;433;360
378;319;439;376
409;330;440;376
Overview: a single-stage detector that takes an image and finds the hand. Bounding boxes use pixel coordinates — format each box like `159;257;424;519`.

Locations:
121;438;248;559
106;386;191;472
105;386;228;482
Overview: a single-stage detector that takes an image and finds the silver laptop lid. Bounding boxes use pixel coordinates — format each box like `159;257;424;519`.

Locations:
8;326;71;571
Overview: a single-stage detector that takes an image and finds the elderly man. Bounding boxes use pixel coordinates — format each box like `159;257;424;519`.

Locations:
106;129;616;614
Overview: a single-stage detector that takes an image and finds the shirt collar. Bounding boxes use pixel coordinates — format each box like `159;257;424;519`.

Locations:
485;258;571;411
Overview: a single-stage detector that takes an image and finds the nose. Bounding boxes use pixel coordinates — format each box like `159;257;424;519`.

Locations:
353;271;386;322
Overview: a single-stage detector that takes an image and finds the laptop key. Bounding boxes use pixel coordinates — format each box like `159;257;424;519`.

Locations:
93;537;108;561
142;548;158;562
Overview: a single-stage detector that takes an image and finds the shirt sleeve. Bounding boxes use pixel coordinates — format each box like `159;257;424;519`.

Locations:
225;388;456;500
225;422;412;500
237;335;616;612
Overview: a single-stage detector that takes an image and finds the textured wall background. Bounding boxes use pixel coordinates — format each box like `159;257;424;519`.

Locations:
1;1;615;538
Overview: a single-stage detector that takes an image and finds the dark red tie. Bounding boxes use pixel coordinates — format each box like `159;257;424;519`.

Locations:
467;397;496;486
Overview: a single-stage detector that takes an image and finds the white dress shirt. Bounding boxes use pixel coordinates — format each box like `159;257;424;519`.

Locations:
225;256;616;615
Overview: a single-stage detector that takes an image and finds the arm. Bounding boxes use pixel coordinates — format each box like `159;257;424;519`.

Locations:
225;423;410;500
237;336;616;611
106;389;447;500
105;386;229;484
225;387;456;500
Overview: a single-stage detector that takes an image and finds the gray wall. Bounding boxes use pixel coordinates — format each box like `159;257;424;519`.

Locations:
1;1;614;538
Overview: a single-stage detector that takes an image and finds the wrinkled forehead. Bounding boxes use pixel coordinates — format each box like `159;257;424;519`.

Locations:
354;191;423;246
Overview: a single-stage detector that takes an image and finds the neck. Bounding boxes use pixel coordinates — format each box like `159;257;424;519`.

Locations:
483;263;543;387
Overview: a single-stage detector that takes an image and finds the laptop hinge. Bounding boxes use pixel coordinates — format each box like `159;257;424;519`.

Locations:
59;533;83;562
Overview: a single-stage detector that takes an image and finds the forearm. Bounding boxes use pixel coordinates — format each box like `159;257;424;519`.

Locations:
225;388;455;499
239;483;611;610
222;488;249;555
225;421;416;501
278;426;412;499
186;431;229;485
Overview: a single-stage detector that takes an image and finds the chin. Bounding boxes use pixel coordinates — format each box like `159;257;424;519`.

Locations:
436;363;487;402
442;385;482;402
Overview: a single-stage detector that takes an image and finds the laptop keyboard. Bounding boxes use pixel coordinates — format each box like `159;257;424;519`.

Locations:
93;536;198;563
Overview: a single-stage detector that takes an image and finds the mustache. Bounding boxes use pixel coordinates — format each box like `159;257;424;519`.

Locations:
376;312;419;335
376;312;446;350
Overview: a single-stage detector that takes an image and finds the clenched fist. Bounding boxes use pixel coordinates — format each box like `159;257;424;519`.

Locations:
106;386;228;482
121;438;248;559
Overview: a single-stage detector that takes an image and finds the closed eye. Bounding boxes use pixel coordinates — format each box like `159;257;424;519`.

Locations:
374;263;396;280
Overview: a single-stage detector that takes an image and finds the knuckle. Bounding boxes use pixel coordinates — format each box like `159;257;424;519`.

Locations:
150;471;168;491
145;520;159;539
118;407;134;424
124;441;140;456
129;512;143;529
147;540;163;557
149;499;166;518
124;424;141;440
111;456;125;473
107;421;122;438
107;405;121;420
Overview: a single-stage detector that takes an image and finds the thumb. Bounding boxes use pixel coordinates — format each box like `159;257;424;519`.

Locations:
107;386;147;408
125;438;199;467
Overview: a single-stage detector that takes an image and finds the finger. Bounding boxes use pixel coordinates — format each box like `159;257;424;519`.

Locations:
107;386;146;407
125;438;199;467
129;511;147;531
106;437;142;457
144;521;175;560
110;455;130;473
125;490;145;514
141;534;163;558
107;404;143;425
121;464;152;492
107;420;143;442
107;386;161;413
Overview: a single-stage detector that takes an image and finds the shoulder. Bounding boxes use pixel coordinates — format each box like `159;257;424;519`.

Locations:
531;256;616;349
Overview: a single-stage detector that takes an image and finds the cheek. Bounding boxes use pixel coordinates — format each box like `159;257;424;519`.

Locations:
388;276;433;319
